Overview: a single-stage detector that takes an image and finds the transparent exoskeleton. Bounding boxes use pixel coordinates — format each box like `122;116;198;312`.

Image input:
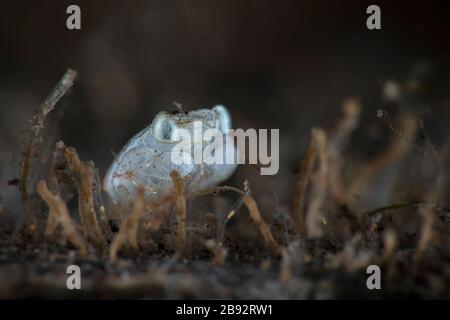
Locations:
103;105;238;219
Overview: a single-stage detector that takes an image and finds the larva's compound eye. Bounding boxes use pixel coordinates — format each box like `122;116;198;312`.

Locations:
151;112;177;142
213;105;232;133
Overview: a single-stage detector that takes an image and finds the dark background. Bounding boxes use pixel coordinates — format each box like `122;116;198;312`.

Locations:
1;0;450;219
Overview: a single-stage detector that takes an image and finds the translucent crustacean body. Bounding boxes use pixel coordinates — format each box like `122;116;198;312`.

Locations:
103;105;237;218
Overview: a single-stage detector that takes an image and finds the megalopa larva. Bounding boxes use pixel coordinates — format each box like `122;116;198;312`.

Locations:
103;105;237;218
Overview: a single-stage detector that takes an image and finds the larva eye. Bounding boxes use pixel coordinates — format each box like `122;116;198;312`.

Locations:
213;105;232;133
151;112;177;142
